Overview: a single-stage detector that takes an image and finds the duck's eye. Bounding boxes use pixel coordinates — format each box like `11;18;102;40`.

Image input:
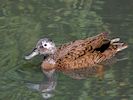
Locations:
44;44;47;46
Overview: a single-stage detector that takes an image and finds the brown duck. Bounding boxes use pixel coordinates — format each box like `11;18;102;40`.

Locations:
25;32;128;79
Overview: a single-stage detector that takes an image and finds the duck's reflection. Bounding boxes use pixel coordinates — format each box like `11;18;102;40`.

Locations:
26;73;57;99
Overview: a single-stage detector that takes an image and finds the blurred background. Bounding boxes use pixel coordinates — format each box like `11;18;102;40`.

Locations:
0;0;132;100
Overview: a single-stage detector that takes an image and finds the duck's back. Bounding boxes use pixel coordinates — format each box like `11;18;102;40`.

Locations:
56;32;108;59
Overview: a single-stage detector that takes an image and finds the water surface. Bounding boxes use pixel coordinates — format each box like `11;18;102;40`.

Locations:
0;0;132;100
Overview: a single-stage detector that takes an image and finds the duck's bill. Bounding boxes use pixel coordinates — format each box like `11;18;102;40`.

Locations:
25;48;39;60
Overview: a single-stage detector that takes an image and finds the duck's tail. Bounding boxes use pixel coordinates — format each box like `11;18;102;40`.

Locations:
111;38;128;52
100;38;128;61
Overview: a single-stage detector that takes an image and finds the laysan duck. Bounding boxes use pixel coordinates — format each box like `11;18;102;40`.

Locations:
25;32;128;80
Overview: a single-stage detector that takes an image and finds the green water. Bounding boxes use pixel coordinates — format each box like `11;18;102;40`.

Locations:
0;0;132;100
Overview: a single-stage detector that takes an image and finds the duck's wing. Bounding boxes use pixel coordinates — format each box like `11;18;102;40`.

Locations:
56;32;109;59
55;33;128;71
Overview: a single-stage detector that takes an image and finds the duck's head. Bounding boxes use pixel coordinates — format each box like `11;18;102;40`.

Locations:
25;38;56;60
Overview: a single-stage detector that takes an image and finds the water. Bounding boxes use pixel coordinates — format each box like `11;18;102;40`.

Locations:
0;0;132;100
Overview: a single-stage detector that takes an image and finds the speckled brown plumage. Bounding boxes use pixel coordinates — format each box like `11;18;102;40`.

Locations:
41;32;128;78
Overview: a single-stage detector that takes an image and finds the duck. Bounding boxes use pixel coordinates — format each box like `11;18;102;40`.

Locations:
25;32;128;80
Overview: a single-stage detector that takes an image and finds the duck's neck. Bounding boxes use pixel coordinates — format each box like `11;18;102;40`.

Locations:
44;52;57;61
43;46;59;61
51;47;57;55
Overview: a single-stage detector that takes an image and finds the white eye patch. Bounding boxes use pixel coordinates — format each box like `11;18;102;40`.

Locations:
41;41;52;48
